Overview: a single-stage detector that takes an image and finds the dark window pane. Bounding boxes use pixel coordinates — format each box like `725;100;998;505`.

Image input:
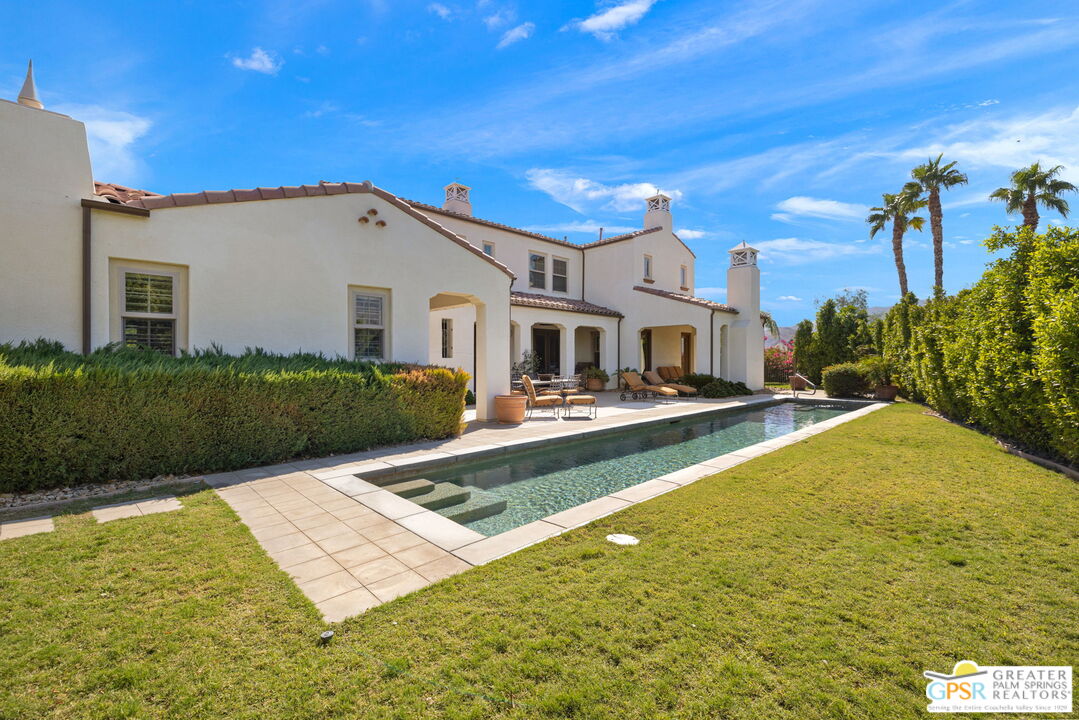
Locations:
125;273;173;314
529;271;545;289
552;275;567;292
123;318;175;354
354;328;384;360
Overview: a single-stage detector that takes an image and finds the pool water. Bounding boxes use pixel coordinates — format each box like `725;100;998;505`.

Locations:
421;401;849;537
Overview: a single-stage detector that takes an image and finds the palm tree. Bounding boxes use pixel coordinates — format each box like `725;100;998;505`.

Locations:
989;162;1077;232
867;187;927;297
910;154;967;290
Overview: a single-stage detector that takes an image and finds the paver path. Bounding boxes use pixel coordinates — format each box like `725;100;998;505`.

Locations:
91;496;184;523
0;516;54;540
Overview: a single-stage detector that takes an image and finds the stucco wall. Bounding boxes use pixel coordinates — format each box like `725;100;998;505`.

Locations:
424;212;584;299
90;193;512;417
0;101;94;351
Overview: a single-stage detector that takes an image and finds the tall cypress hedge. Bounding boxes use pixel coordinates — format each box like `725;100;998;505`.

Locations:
877;227;1078;464
0;342;469;492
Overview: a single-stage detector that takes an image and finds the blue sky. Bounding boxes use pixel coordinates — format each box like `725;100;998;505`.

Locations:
4;0;1079;324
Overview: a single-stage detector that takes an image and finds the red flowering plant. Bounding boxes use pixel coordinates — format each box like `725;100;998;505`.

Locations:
764;338;795;383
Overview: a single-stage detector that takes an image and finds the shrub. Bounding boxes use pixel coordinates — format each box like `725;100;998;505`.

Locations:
879;226;1079;464
821;362;869;398
700;378;752;398
464;389;476;406
0;342;469;493
679;373;716;390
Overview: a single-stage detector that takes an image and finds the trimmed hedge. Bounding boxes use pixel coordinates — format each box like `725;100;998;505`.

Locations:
876;226;1079;464
700;378;752;398
821;362;869;398
0;341;469;492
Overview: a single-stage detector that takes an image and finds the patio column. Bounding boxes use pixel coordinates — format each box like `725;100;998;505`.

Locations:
561;325;575;377
475;300;511;421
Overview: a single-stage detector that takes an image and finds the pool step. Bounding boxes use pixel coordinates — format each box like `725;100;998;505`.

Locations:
437;491;507;525
413;482;471;511
381;478;435;498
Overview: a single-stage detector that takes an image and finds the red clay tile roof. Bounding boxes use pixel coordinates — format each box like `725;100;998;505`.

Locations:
113;181;515;280
510;291;623;317
633;285;737;314
94;181;161;203
403;199;580;248
581;226;696;258
579;226;662;248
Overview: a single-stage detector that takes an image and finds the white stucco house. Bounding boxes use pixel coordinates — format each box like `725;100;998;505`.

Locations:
0;64;764;421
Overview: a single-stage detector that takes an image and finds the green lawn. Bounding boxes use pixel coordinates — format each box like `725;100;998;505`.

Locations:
1;404;1075;719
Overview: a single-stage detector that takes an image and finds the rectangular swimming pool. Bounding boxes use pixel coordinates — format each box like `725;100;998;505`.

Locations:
404;401;851;537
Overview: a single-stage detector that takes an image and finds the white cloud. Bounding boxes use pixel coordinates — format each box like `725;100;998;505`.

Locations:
526;168;682;213
428;3;452;19
895;105;1079;183
483;8;514;29
55;104;152;182
776;295;803;301
755;237;882;264
772;196;866;223
497;22;535;48
230;47;283;75
566;0;658;41
675;228;706;239
525;221;636;236
303;101;339;118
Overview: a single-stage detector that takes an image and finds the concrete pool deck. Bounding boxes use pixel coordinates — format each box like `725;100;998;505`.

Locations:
202;393;885;621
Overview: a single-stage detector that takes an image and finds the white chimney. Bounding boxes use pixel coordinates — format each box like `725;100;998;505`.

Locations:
443;182;472;216
643;193;672;231
725;241;764;389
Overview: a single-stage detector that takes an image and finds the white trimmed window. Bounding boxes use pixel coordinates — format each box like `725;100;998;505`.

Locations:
552;257;568;292
351;288;389;361
643;254;653;281
441;318;453;359
680;264;688;289
111;261;186;355
529;253;546;289
483;242;495;257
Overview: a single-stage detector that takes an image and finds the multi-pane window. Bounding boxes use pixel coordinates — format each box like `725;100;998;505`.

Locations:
352;290;388;361
529;253;546;289
441;318;453;359
121;272;176;354
483;242;495;257
552;258;568;292
643;255;653;280
680;264;688;288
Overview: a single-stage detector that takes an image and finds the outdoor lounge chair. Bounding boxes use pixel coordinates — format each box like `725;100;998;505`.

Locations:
521;375;563;418
619;371;678;403
643;370;697;398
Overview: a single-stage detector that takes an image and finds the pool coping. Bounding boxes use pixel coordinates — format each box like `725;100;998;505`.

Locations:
330;397;888;566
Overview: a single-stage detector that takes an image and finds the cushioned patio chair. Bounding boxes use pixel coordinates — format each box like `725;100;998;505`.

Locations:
619;371;678;403
521;375;564;418
643;370;697;398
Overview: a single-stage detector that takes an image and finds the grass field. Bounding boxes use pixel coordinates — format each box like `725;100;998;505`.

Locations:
0;403;1075;719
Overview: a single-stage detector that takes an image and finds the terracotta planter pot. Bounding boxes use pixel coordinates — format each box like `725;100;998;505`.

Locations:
585;378;605;391
788;375;807;391
874;384;899;401
493;394;527;424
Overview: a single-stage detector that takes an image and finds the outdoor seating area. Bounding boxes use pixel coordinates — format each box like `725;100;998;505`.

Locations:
520;375;597;419
619;371;679;403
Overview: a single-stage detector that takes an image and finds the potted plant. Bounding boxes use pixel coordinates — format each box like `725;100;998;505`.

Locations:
860;356;898;401
583;366;610;391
